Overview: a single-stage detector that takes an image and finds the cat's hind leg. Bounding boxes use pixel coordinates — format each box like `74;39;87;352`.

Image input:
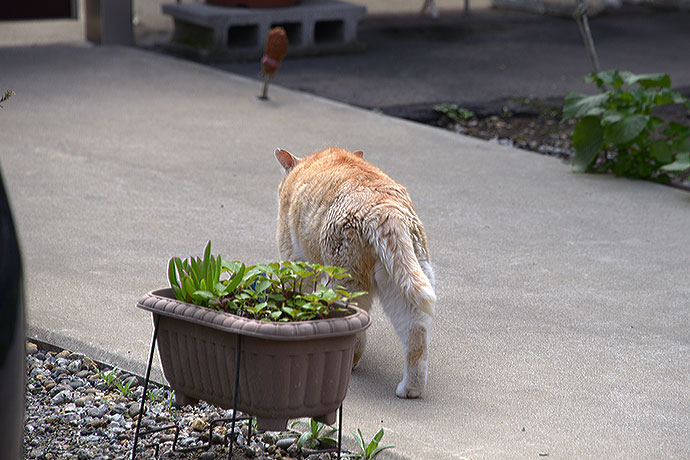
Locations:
333;279;373;370
374;264;432;398
351;291;373;369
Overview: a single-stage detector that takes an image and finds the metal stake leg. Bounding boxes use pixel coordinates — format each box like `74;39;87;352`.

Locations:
337;404;343;460
574;0;601;75
259;74;270;100
131;314;161;460
228;334;243;460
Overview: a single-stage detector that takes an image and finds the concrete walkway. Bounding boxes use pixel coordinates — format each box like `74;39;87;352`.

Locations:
217;6;690;110
1;9;689;460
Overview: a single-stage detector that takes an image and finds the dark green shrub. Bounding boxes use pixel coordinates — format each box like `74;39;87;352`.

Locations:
563;70;690;182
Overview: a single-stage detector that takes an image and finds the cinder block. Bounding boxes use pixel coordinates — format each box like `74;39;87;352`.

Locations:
162;0;366;61
85;0;134;45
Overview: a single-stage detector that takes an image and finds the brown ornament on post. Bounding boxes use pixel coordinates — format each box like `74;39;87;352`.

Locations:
259;27;288;100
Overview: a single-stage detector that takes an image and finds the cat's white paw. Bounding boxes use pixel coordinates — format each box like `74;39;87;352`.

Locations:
396;381;423;399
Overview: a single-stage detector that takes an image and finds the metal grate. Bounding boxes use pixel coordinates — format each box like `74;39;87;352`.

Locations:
130;315;344;460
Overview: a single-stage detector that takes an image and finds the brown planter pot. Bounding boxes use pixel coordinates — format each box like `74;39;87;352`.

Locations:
136;288;370;431
206;0;299;8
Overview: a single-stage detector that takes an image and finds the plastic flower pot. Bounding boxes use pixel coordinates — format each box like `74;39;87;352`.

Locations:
136;288;370;431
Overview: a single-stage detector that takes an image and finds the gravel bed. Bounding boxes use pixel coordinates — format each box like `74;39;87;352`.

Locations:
443;114;577;160
23;341;338;460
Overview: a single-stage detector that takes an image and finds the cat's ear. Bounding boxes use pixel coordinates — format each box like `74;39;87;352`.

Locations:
352;150;364;158
275;148;299;174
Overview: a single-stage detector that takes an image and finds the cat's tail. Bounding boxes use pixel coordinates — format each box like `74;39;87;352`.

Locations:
367;209;436;317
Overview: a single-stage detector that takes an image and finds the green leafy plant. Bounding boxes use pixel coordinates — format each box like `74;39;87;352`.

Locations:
147;386;165;404
142;385;175;415
148;387;175;410
168;242;366;322
661;152;690;175
290;418;338;449
95;366;142;398
344;427;394;459
164;389;175;411
434;103;475;122
247;417;258;431
562;70;690;182
114;376;137;397
94;365;119;388
167;240;222;305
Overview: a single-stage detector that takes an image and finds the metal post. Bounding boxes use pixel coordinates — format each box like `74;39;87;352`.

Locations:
574;0;601;75
228;334;242;460
337;404;343;460
131;314;161;460
260;74;271;100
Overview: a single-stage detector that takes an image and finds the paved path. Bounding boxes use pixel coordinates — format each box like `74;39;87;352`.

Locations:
1;7;689;459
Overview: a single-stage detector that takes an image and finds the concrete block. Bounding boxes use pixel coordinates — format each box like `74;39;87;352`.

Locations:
162;0;366;61
85;0;134;45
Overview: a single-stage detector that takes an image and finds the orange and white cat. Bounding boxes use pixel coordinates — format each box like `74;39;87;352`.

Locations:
274;147;436;399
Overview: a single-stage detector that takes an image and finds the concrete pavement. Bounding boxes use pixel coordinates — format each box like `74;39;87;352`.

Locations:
1;8;690;460
216;6;690;111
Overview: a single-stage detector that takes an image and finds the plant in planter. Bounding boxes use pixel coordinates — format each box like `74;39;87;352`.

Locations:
167;241;366;322
136;242;370;431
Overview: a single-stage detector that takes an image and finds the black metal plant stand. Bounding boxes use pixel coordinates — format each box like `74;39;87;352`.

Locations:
130;314;345;460
130;314;160;460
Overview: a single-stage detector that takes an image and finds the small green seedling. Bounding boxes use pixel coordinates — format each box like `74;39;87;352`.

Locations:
164;389;175;411
434;103;475;122
114;376;137;398
146;386;176;414
290;418;338;449
344;427;394;459
94;365;119;388
147;387;165;403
